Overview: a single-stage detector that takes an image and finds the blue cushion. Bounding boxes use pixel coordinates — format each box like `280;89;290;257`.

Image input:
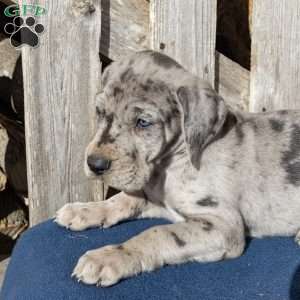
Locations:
1;218;300;300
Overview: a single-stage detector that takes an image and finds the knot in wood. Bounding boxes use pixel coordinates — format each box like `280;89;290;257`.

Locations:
71;0;96;17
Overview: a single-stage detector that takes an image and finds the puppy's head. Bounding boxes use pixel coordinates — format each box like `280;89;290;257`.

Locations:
85;51;228;192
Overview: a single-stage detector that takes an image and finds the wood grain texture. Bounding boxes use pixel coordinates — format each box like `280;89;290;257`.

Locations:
21;0;103;225
0;257;10;290
216;52;250;111
100;0;149;60
250;0;300;112
150;0;217;85
0;39;20;79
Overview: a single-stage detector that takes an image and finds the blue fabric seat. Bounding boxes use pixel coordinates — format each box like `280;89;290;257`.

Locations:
1;218;300;300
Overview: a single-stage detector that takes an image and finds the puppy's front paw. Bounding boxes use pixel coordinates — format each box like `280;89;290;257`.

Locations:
54;202;109;231
72;245;141;287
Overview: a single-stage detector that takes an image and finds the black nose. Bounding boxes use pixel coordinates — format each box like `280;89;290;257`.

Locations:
87;155;111;174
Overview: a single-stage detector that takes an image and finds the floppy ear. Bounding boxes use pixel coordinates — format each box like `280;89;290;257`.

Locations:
176;80;228;169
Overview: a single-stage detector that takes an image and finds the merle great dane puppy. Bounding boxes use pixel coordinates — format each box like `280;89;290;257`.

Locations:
55;50;300;287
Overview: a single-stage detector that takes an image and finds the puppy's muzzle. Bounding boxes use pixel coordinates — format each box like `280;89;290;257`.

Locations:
87;155;111;175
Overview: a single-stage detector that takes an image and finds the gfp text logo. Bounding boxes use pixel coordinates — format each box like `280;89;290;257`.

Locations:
4;4;46;17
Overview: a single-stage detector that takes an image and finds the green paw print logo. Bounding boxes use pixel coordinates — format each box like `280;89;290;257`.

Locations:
4;4;46;49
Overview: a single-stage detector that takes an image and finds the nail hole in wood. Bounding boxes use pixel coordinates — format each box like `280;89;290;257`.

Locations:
159;42;166;50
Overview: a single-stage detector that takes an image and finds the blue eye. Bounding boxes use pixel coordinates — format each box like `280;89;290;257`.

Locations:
136;118;152;128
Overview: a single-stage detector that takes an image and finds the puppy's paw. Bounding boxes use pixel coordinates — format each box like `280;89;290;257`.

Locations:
54;202;111;231
72;245;141;287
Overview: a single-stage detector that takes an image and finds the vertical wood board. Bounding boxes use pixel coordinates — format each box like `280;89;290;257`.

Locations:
100;0;149;60
21;0;103;225
150;0;217;85
250;0;300;111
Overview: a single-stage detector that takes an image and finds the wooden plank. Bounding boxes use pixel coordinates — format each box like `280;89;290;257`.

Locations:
150;0;217;85
100;0;149;60
216;52;250;111
0;257;10;290
250;1;300;112
21;0;103;225
0;38;20;79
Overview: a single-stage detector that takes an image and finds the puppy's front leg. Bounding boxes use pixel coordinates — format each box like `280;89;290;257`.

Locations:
55;191;170;231
55;192;147;231
73;214;245;286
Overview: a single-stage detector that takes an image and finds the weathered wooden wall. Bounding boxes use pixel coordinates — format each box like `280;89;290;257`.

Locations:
99;0;149;60
249;0;300;111
150;0;217;85
21;0;103;225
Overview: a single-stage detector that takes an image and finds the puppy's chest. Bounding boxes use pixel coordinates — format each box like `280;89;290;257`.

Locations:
148;171;211;215
164;182;200;211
